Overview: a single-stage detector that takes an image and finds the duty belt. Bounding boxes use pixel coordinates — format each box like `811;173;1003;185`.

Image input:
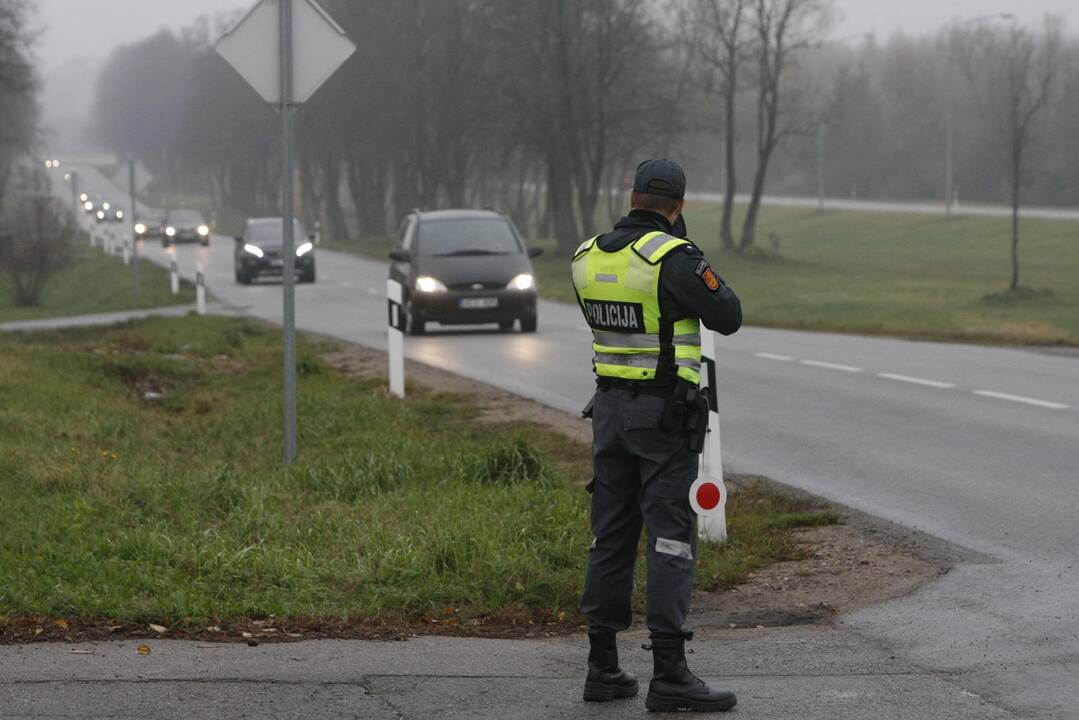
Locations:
596;378;676;399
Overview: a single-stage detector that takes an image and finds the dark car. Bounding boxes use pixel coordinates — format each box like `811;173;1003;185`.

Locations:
134;212;166;239
95;201;125;224
164;209;210;247
234;217;316;284
388;209;541;335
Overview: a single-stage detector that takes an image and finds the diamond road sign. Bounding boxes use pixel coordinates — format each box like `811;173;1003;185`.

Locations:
215;0;356;105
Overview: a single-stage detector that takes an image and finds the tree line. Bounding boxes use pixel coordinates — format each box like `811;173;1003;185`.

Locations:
0;0;37;204
92;1;1078;276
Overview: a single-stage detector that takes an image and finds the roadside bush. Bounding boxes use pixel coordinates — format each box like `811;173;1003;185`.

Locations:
0;168;73;306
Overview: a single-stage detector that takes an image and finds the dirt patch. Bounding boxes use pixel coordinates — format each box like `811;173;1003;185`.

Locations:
318;339;952;631
691;520;942;629
0;613;582;646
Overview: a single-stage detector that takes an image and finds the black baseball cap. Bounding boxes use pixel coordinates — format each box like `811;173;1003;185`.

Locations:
633;159;686;199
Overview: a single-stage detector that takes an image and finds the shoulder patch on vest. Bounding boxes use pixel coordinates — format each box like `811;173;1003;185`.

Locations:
695;260;721;292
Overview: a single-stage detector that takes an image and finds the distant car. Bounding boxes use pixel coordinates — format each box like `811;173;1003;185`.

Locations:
388;209;541;335
234;217;316;284
134;213;167;240
163;210;210;247
82;194;106;215
95;201;125;223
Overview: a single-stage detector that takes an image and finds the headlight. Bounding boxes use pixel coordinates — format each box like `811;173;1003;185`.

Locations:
415;276;447;293
116;210;124;220
84;201;93;211
102;202;111;210
96;211;105;220
135;223;147;234
507;273;535;291
243;243;264;258
197;225;210;236
165;226;176;237
80;193;88;202
296;241;313;257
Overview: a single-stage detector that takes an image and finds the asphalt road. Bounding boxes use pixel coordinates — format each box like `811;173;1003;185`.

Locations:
51;163;1079;719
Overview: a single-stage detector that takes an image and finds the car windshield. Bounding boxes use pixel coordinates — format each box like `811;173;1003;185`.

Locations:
169;210;204;225
417;218;520;256
246;220;307;246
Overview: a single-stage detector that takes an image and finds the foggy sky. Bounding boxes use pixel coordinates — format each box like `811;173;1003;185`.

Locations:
34;0;1079;71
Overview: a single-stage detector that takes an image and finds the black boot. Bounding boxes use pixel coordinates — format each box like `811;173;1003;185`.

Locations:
583;630;639;702
645;637;737;712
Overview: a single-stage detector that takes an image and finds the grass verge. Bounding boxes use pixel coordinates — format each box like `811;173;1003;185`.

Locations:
0;316;836;639
0;245;196;323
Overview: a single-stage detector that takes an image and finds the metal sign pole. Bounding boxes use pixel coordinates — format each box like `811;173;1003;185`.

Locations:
280;0;298;464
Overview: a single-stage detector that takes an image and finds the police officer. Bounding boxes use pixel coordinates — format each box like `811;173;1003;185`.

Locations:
573;159;742;712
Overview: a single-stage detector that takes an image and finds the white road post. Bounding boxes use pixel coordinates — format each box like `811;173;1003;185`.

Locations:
170;260;180;295
196;268;206;316
387;278;406;398
697;330;729;543
122;238;131;266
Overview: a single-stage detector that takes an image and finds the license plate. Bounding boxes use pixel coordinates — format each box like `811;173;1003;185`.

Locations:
270;259;283;268
460;297;498;310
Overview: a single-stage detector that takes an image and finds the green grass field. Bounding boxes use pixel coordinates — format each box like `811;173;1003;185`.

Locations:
0;316;836;633
531;204;1079;346
0;245;195;323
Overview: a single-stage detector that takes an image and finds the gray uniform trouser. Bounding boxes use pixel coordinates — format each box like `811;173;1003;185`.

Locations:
580;386;699;639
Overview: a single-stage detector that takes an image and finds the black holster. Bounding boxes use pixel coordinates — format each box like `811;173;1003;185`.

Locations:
660;381;711;454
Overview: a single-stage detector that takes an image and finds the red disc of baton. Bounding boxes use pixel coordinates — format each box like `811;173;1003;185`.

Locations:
689;477;724;516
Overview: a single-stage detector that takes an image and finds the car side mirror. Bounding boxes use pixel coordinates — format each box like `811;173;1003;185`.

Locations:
389;249;410;262
308;233;317;241
528;247;544;258
234;236;244;244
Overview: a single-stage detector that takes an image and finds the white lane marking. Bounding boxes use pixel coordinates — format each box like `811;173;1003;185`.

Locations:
973;391;1070;410
756;352;794;362
878;373;956;389
800;360;863;373
365;288;378;296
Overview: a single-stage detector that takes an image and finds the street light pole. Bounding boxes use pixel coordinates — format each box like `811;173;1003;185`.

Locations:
280;0;298;464
943;13;1014;218
129;158;139;302
69;171;80;245
816;124;825;212
815;32;873;212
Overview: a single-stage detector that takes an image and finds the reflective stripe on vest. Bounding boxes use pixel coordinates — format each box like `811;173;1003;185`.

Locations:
572;231;702;384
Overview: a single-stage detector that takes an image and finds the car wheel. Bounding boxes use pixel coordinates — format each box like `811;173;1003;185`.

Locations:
201;239;210;247
405;303;425;336
162;239;170;248
302;268;316;284
521;316;538;333
498;320;515;332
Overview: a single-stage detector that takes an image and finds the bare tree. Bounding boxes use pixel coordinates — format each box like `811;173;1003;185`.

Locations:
0;169;72;306
959;20;1061;291
686;0;747;251
740;0;829;251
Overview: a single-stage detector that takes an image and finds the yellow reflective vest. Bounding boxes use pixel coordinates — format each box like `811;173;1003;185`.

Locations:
571;231;702;384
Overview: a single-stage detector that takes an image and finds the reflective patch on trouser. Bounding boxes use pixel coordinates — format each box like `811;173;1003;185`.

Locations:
590;537;597;550
655;537;693;560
